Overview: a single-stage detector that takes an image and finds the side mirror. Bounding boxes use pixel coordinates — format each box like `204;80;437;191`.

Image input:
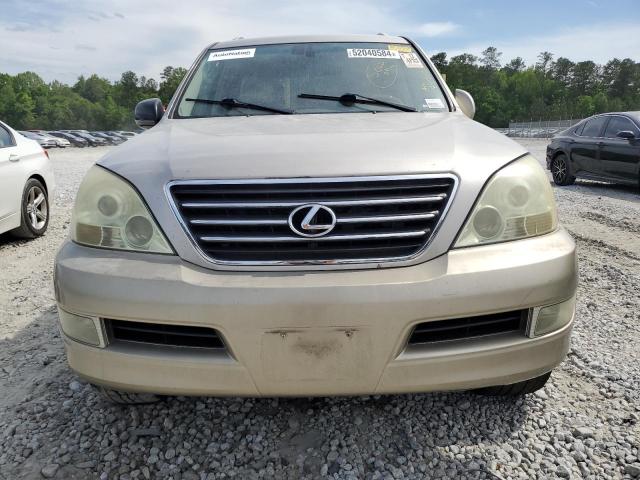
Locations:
454;89;475;119
135;98;165;129
616;130;636;141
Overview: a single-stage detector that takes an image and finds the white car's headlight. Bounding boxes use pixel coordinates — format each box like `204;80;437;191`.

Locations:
454;155;557;247
71;166;172;253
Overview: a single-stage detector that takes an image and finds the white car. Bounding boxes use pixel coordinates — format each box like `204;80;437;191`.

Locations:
30;130;71;148
18;130;58;149
0;120;55;238
114;130;138;138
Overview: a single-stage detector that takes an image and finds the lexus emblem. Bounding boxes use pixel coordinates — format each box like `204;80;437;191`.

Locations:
288;204;337;238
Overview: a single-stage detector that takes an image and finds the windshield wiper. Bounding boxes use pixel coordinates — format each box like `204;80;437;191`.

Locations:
184;97;293;114
298;93;417;112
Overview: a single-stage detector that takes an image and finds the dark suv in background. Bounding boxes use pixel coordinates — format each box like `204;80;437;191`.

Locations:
48;131;89;147
547;112;640;188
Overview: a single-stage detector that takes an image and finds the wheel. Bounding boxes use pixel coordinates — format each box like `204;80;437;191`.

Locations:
11;179;49;238
94;385;161;404
473;371;551;396
551;154;575;186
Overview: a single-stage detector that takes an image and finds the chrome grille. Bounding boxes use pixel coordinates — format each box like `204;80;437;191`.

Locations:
168;175;456;265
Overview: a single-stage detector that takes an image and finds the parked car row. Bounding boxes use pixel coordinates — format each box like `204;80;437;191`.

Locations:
496;127;565;138
17;129;138;148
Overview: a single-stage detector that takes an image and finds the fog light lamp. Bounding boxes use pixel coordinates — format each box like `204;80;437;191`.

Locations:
531;296;576;337
58;308;101;346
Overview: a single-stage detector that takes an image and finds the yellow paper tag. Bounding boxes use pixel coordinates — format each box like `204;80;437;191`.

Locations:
388;44;413;53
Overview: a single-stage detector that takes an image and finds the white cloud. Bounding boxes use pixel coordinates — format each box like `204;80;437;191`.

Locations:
414;21;459;38
447;22;640;65
0;0;462;84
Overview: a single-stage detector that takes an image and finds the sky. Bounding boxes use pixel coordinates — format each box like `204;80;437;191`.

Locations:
1;0;639;84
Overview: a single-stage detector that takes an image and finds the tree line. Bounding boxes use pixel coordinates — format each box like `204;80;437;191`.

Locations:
433;48;640;126
0;67;186;131
1;48;639;130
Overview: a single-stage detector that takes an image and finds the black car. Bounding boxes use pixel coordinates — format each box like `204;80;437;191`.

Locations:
547;112;640;188
64;130;107;147
48;131;88;147
91;132;123;145
105;131;129;142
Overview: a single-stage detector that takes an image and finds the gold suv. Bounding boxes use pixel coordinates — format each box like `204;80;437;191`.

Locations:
54;35;576;403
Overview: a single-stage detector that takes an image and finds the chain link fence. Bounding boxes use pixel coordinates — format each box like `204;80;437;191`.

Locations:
495;118;583;138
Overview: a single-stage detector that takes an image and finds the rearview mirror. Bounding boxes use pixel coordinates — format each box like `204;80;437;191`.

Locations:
455;89;475;119
135;98;165;129
616;130;636;140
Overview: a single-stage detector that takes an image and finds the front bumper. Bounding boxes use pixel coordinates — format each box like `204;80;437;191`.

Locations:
54;228;577;397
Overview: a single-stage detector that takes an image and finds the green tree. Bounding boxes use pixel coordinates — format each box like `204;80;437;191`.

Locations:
115;71;141;110
535;51;554;75
74;74;111;103
429;52;448;71
480;47;502;70
158;66;188;104
550;57;574;86
13;91;36;129
571;61;600;96
1;50;640;131
503;57;526;74
0;81;18;125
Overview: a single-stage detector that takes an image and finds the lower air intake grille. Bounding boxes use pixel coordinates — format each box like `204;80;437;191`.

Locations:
408;310;528;344
168;175;456;265
106;319;224;349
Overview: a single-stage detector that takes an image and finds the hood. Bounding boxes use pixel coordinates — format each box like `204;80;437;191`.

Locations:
95;112;530;271
98;112;526;184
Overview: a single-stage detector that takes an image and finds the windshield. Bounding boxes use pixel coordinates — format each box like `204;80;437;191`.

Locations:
175;42;449;117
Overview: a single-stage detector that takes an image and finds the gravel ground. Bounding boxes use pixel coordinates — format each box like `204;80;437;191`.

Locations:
0;140;639;480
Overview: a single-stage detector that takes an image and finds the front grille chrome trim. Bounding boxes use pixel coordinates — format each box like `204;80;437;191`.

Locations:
190;212;439;226
165;174;458;268
338;212;438;223
199;230;429;243
191;218;289;226
180;195;447;209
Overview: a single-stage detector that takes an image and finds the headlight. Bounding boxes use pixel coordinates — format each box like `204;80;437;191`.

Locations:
71;166;172;253
454;155;557;247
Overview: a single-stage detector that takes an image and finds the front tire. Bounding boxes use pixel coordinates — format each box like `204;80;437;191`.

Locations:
551;154;575;186
473;371;551;396
11;179;49;239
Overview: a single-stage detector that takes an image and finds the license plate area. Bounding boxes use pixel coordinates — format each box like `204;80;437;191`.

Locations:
261;327;371;382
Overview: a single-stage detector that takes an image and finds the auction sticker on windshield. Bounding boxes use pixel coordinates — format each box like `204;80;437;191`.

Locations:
347;48;400;59
208;48;256;61
388;44;413;53
400;52;423;68
424;98;445;109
